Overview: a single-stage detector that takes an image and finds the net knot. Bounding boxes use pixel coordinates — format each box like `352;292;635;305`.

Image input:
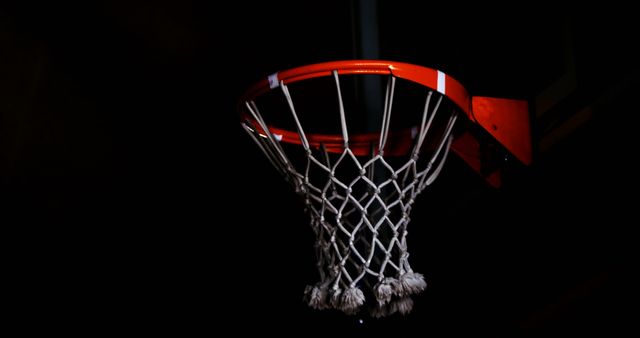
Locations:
397;272;427;296
304;284;329;310
374;278;398;305
390;297;414;315
340;287;365;314
330;288;343;308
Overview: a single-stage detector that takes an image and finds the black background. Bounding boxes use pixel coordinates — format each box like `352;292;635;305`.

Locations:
1;1;636;335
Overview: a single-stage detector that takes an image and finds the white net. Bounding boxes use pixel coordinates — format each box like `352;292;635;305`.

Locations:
241;70;459;316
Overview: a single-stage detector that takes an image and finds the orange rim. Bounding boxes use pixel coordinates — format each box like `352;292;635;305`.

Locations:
239;60;469;156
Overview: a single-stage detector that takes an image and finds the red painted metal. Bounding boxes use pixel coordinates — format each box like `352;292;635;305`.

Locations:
451;131;502;187
239;60;532;186
242;60;472;117
247;124;415;157
471;97;532;165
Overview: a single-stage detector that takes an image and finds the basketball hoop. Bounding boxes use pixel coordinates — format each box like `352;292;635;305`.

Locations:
238;60;531;316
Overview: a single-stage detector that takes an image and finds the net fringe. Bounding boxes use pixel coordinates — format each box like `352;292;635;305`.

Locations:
243;72;458;316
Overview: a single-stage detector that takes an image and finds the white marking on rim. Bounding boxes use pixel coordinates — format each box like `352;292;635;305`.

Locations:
268;73;279;89
259;133;282;141
437;71;445;94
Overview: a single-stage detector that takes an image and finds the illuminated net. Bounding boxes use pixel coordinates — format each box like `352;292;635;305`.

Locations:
241;70;458;316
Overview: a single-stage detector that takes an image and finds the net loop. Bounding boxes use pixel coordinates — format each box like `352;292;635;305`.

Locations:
241;68;459;316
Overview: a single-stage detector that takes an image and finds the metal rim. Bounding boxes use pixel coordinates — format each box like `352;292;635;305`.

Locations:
239;60;469;156
242;60;471;115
